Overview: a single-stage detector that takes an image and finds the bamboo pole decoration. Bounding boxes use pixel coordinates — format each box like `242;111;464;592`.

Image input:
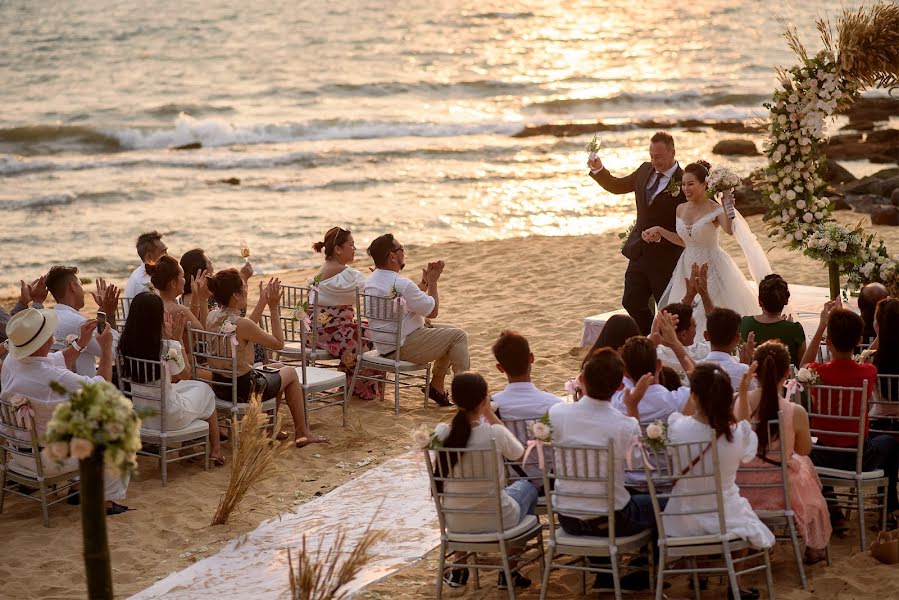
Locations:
80;449;113;600
828;262;841;300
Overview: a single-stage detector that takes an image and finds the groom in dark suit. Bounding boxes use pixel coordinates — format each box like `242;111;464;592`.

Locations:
588;131;686;335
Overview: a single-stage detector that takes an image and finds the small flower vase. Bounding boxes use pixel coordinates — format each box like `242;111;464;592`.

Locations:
828;261;840;300
80;449;114;600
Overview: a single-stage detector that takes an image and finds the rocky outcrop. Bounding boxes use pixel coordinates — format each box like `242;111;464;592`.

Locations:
871;206;899;225
712;139;759;156
825;128;899;163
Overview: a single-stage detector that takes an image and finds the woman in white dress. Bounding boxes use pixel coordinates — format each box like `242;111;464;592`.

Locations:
310;227;379;399
119;291;224;465
664;363;775;550
642;161;772;336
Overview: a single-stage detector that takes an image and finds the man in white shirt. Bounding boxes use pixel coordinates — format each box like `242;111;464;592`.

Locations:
364;234;469;407
490;331;560;420
123;230;168;309
46;265;121;377
1;308;130;514
549;348;657;593
613;335;691;423
701;307;755;390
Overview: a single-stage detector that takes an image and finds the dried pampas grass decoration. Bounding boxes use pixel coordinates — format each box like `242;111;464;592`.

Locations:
211;394;292;525
835;3;899;88
287;524;386;600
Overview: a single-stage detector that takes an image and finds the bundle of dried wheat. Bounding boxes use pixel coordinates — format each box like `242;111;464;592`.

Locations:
834;2;899;88
211;395;292;525
287;526;385;600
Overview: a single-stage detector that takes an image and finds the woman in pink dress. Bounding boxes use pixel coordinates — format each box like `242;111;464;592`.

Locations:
736;341;831;564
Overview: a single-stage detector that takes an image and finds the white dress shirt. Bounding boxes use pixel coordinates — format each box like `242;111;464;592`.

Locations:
53;304;120;376
611;375;691;424
492;382;561;421
364;269;435;354
124;264;152;311
0;352;104;413
549;397;641;514
701;350;754;391
312;268;367;306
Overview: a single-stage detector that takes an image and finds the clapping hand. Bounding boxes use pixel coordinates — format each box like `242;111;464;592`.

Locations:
656;311;681;347
91;278;121;316
163;310;187;341
191;269;212;302
20;276;49;306
739;331;756;364
623;373;654;419
261;277;282;308
695;263;709;297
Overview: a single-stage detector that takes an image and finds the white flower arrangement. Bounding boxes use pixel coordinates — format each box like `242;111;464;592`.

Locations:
43;381;148;477
803;222;866;266
219;319;237;335
760;31;899;295
411;422;451;450
642;420;668;452
796;367;821;386
528;412;553;443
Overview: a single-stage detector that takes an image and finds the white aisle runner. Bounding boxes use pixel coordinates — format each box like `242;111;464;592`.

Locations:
130;451;439;600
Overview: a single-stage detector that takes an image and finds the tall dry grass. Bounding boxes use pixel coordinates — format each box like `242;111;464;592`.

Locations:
287;524;386;600
210;395;292;525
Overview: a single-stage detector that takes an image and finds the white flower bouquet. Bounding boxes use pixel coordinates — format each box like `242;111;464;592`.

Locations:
584;134;602;161
44;381;148;477
528;412;553;443
411;422;451;450
706;165;741;219
642;420;668;452
796;367;821;386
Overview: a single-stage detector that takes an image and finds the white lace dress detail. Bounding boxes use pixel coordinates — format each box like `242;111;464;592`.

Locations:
657;206;762;336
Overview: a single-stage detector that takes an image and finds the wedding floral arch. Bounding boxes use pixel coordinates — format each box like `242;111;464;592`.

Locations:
761;3;899;297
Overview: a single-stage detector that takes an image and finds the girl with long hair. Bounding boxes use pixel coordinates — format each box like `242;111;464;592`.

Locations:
736;341;831;563
147;254;210;347
663;363;775;550
119;291;224;465
437;372;537;590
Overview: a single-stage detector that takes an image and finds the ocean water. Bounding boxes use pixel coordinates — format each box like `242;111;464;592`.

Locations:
0;0;884;290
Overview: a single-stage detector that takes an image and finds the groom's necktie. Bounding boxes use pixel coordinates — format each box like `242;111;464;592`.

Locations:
646;171;663;206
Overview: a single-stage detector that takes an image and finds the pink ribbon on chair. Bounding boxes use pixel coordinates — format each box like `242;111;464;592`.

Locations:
624;435;655;471
11;396;35;430
392;296;407;310
521;440;546;472
783;378;803;401
229;334;238;348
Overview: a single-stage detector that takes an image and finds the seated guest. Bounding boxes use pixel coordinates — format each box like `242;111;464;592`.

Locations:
1;276;48;345
735;341;830;564
0;308;130;514
205;270;326;446
364;233;469;407
801;304;899;514
491;331;560;420
438;371;537;590
148;255;210;343
124;230;168;307
871;298;899;416
613;334;691;424
549;349;654;592
652;302;710;371
658;365;683;391
180;248;254;308
310;227;379;400
46;265;121;377
702;307;752;390
119;292;224;465
741;274;806;365
664;364;775;553
584;313;641;357
858;282;889;345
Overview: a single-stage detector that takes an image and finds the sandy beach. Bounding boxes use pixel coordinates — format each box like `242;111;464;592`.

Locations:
4;214;899;599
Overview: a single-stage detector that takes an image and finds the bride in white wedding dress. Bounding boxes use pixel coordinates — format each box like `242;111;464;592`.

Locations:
642;161;773;336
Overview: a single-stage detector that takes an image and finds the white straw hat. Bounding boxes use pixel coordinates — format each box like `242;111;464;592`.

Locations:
5;308;59;359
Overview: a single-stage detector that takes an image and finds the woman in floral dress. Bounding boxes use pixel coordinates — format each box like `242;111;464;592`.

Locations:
310;227;380;399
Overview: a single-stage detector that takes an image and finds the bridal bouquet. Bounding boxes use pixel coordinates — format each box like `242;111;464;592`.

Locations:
706;165;741;218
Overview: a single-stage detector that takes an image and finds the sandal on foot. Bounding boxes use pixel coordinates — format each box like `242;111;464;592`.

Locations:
295;435;329;447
